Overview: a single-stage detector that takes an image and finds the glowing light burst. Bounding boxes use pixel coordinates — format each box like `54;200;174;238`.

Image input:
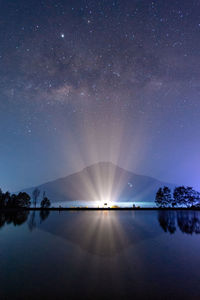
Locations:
59;102;148;206
96;200;113;208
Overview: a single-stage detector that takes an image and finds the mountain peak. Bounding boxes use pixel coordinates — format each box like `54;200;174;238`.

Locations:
22;162;175;203
83;161;118;170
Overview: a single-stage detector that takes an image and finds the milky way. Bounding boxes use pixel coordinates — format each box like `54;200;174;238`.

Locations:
1;0;200;191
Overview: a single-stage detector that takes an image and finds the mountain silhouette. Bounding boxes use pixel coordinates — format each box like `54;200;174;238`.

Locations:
22;162;175;203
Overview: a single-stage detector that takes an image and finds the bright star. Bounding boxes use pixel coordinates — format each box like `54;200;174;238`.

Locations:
60;33;65;38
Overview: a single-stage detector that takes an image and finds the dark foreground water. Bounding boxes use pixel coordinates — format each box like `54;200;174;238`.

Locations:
0;210;200;300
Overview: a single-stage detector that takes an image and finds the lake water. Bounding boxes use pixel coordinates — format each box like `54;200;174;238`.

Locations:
0;210;200;299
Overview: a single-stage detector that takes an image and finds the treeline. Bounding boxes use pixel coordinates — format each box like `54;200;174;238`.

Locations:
0;187;51;209
155;186;200;208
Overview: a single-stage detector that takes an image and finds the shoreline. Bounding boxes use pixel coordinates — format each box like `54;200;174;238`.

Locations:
1;207;200;211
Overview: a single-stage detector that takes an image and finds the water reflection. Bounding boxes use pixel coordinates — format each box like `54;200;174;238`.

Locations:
0;210;50;230
1;210;200;258
28;211;36;231
39;210;50;223
158;210;176;234
0;210;159;256
158;210;200;234
0;210;30;227
1;210;200;300
38;211;159;256
0;210;157;257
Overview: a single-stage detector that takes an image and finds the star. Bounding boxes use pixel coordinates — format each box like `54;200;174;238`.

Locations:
60;33;65;38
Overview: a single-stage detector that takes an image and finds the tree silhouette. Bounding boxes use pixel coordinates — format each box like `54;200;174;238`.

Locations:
2;191;11;207
6;193;17;208
32;188;40;208
1;192;31;208
40;192;51;208
155;186;172;207
163;186;172;207
155;188;164;207
173;186;200;207
187;187;200;207
0;189;4;208
16;192;31;208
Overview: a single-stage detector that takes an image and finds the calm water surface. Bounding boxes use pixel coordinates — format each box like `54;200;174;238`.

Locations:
0;210;200;299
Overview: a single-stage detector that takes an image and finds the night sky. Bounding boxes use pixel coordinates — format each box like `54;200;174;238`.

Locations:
1;0;200;192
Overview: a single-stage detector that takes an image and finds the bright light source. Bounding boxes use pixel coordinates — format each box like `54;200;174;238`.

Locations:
96;199;113;208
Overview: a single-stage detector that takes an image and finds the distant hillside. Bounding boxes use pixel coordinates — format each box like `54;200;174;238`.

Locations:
22;162;175;203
